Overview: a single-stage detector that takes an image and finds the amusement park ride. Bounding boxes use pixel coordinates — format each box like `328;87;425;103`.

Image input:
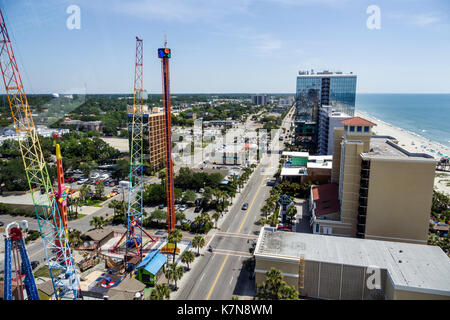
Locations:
0;9;81;300
112;37;156;262
1;6;177;298
158;42;176;234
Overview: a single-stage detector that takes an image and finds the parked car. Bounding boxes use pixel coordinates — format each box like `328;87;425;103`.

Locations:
242;203;249;210
90;173;100;179
158;204;165;209
101;174;109;180
77;178;89;185
0;221;4;227
30;260;40;270
73;169;82;174
194;206;202;213
179;205;188;211
112;188;119;193
198;188;205;193
195;198;202;206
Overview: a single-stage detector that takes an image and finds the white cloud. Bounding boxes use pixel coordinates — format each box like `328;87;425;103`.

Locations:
108;0;253;23
388;12;442;27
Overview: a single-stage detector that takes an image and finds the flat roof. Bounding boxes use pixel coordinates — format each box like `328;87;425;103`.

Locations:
281;167;307;176
254;228;450;296
312;183;339;216
297;73;357;78
282;151;309;158
363;137;436;161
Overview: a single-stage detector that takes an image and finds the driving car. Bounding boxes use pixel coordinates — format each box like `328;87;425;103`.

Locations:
242;203;249;210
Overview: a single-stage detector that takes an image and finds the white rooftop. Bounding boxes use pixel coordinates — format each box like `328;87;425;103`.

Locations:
255;227;450;296
282;151;309;158
280;167;307;176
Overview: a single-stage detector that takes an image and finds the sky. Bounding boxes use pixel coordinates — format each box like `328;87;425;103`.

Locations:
0;0;449;94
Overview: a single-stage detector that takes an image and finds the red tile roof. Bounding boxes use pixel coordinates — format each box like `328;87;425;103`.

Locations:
340;117;376;127
312;183;339;216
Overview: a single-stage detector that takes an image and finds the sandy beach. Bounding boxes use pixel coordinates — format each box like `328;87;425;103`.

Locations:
355;110;450;195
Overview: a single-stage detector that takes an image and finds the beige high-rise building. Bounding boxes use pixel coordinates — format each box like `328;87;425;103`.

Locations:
128;106;166;171
310;117;436;244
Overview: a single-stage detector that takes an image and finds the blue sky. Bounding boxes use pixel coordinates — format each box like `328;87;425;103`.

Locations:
0;0;449;94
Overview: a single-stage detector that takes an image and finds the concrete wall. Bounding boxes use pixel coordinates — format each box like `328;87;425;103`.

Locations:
255;256;387;300
331;128;344;183
339;141;364;236
364;158;435;244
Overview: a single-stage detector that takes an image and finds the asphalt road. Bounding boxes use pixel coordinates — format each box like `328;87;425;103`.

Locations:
175;107;295;300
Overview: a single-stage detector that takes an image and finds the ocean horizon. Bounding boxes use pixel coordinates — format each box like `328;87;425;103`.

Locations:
355;93;450;148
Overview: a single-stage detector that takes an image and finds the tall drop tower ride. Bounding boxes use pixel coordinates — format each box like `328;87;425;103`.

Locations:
158;44;175;232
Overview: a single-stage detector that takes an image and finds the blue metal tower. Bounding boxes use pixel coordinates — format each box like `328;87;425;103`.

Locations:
3;221;40;300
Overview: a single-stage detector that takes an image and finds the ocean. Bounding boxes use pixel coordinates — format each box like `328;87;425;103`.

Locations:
355;94;450;148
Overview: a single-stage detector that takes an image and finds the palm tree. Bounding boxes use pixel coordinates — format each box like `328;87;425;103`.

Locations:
221;193;230;212
180;250;195;270
212;211;220;229
256;267;299;300
192;235;205;256
68;229;82;247
150;283;171;300
165;262;184;290
90;216;107;229
168;229;183;263
108;199;122;216
79;184;91;202
261;204;271;218
95;181;105;198
72;197;83;219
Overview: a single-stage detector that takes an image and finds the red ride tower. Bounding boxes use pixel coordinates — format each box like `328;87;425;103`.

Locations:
158;45;175;232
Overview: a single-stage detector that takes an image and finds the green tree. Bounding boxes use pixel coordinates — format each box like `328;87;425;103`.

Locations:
79;162;93;177
168;229;183;263
165;262;184;290
182;189;196;204
180;250;195;270
150;283;171;300
192;235;205;256
211;211;220;229
79;184;91;202
90;216;107;229
95;181;105;198
68;229;82;247
256;268;299;300
112;159;130;181
108;199;123;216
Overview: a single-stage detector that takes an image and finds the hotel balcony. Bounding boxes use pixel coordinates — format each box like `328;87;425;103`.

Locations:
359;197;368;207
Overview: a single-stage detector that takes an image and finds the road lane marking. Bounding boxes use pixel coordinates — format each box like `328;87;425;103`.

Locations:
229;275;234;285
213;249;252;258
206;254;229;300
216;232;258;239
237;156;273;234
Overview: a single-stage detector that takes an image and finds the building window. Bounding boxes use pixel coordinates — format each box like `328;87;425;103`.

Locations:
364;126;369;132
344;125;348;131
350;126;355;132
357;126;362;132
315;224;319;233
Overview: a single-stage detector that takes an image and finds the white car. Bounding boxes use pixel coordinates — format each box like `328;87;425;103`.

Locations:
179;205;188;211
101;174;109;180
77;178;89;185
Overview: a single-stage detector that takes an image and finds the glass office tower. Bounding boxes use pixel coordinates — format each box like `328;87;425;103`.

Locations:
296;71;357;116
295;71;357;153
